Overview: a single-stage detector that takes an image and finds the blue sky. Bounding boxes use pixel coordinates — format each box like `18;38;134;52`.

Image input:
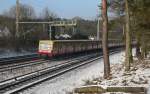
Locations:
0;0;100;20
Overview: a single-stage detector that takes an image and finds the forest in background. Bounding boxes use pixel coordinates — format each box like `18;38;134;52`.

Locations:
0;3;123;51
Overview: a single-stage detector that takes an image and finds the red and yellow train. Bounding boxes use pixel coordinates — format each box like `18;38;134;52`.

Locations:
38;40;123;57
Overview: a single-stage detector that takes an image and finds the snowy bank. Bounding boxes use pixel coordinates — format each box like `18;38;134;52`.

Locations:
81;49;150;94
95;61;150;87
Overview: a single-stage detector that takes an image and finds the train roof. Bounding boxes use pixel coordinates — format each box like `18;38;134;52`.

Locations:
40;40;101;42
39;39;120;42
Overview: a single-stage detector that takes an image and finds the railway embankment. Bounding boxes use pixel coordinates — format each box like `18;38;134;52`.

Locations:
74;54;150;94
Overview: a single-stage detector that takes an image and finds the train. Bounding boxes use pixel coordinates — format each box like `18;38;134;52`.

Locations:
38;40;123;58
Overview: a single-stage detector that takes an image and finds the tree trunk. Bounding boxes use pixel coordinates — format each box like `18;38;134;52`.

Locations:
125;0;133;71
101;0;110;79
141;34;147;59
136;37;141;59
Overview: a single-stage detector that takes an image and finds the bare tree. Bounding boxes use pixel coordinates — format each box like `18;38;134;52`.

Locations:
3;4;36;19
2;3;36;51
101;0;110;79
40;7;57;21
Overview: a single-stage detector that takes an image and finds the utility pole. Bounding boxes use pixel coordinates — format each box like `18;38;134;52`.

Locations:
101;0;110;79
97;5;101;40
97;17;100;40
49;25;52;40
16;0;19;37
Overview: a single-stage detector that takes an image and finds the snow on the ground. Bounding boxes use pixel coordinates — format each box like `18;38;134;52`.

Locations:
98;62;150;87
21;50;126;94
85;49;150;94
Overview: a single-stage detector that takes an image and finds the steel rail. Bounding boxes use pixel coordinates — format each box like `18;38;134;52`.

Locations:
0;53;39;65
0;59;44;70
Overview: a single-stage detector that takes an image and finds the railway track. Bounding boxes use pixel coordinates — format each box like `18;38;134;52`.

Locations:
0;59;48;72
0;53;99;85
0;53;99;78
0;52;98;73
0;53;39;65
0;53;101;94
0;48;122;72
0;49;121;94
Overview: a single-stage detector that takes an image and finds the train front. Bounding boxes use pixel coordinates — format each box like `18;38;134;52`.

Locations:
38;40;53;57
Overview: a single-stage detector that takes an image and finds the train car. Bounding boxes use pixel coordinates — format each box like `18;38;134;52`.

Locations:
38;40;101;57
38;39;123;58
38;40;53;57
